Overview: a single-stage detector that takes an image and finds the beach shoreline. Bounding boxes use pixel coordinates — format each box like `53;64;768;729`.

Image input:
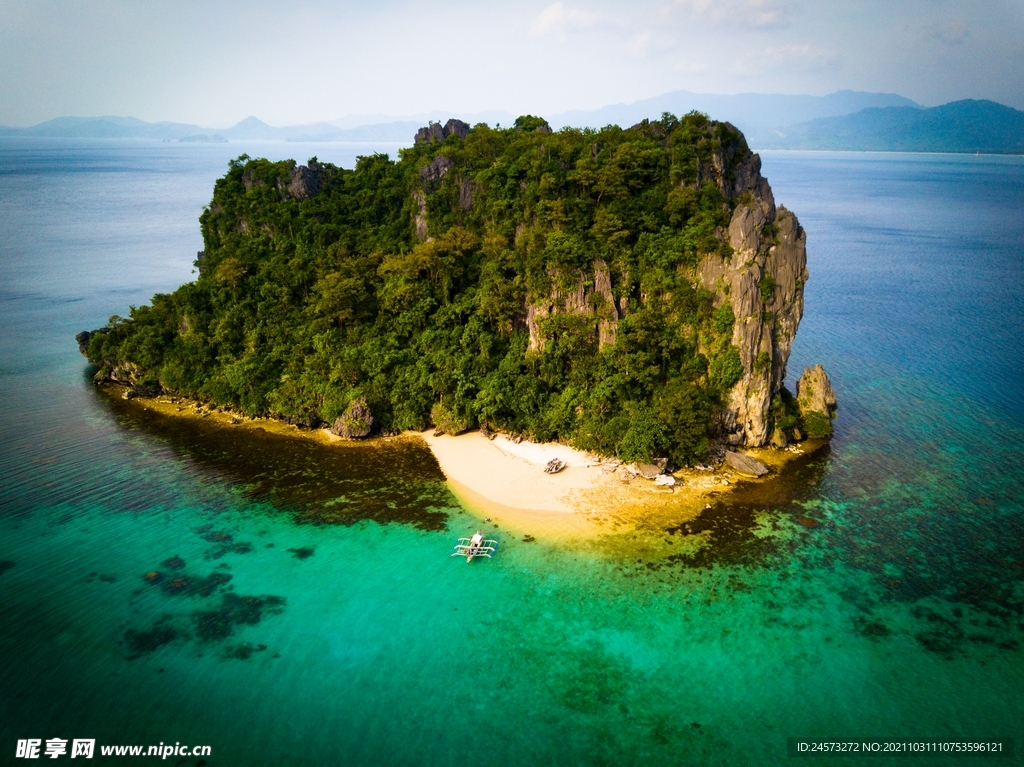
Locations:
101;384;822;541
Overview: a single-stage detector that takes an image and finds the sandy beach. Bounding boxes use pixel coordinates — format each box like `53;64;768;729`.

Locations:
419;431;609;513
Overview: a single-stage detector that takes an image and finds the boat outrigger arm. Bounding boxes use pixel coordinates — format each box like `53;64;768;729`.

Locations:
452;537;498;561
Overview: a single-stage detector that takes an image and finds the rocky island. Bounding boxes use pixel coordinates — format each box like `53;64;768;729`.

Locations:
78;112;836;517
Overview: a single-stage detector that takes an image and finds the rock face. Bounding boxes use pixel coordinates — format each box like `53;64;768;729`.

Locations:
525;261;620;351
330;397;374;439
414;119;471;144
696;147;809;447
724;451;769;477
419;155;454;183
241;160;326;200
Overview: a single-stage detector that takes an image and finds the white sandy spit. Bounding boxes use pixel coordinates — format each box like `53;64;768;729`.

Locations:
417;431;613;514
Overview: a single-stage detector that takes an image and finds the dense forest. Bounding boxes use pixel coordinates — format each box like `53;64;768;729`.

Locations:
85;112;805;465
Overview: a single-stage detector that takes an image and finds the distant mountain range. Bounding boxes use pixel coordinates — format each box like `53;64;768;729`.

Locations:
2;92;1022;154
757;100;1024;154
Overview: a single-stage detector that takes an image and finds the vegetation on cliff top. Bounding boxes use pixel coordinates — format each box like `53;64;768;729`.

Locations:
87;112;768;465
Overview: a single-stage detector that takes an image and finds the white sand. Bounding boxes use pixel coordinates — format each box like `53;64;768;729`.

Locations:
418;431;610;514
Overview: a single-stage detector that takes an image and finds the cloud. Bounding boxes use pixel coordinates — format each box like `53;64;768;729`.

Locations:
530;3;603;37
667;0;792;29
734;43;841;75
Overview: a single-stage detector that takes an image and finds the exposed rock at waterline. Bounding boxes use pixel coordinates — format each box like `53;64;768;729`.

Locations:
330;397;374;439
724;451;769;477
796;364;837;417
76;328;109;356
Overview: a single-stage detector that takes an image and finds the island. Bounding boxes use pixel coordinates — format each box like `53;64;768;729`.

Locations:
77;112;837;524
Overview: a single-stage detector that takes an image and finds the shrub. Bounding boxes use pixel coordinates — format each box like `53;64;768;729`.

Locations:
802;410;833;439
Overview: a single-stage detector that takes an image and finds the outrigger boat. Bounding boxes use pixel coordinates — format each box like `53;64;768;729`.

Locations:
452;536;498;563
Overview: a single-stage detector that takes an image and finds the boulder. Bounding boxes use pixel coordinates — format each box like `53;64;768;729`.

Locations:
796;364;837;417
636;463;663;479
654;475;677;487
724;451;769;477
330;397;373;439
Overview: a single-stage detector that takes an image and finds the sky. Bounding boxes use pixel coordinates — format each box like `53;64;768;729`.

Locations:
1;0;1022;128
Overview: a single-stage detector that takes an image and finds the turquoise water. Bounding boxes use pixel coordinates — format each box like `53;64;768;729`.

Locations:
1;141;1023;765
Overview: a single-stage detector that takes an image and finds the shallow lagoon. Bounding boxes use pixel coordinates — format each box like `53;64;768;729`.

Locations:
1;140;1022;765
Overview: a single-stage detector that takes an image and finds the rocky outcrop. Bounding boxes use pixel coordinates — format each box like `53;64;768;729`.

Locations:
95;360;146;386
76;328;108;356
282;160;325;200
724;451;769;477
419;155;454;184
796;364;837;417
242;160;326;200
697;146;809;447
330;397;373;439
414;119;470;144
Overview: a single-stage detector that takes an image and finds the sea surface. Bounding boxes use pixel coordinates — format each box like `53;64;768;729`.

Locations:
1;139;1023;766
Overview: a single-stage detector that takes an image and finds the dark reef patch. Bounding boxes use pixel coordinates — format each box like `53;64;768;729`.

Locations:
205;541;254;559
0;560;16;576
163;556;186;570
124;616;178;659
201;530;232;543
149;570;232;598
288;546;315;559
222;642;268;660
853;617;892;640
194;593;286;642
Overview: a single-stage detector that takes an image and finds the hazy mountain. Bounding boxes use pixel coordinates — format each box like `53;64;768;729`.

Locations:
218;116;349;140
0;115;205;139
760;100;1024;153
546;90;921;139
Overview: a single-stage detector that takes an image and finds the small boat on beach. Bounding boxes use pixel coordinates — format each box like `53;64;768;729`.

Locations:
452;535;498;563
544;458;566;474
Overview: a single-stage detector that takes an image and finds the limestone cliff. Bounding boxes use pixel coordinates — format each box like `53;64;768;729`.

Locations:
695;148;809;446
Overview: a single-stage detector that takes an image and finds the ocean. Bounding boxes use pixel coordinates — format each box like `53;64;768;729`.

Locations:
1;139;1022;766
